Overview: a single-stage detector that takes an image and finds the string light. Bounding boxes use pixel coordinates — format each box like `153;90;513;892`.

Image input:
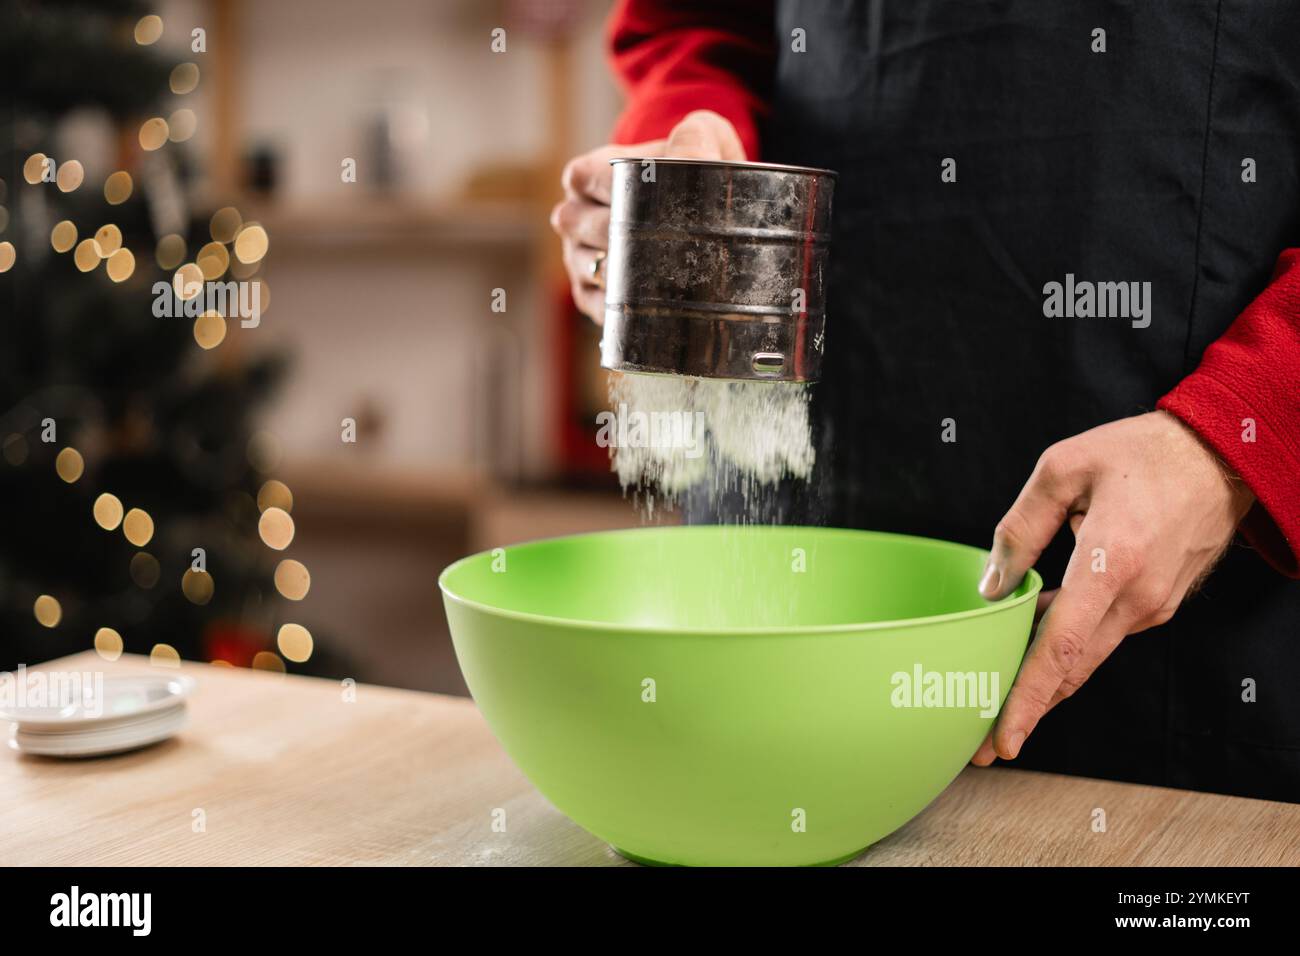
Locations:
256;479;293;513
73;238;101;272
230;256;260;279
196;240;229;279
51;220;77;253
233;223;269;263
122;507;154;546
33;595;62;628
156;233;186;270
138;117;169;151
274;559;311;601
93;493;124;530
54;447;84;483
22;153;45;185
210;207;242;243
150;643;181;667
258;507;295;550
251;651;286;673
55;160;84;192
106;248;135;282
129;552;161;589
277;623;313;663
104;171;133;205
0;242;14;273
168;109;197;143
94;224;122;257
170;63;200;95
181;569;214;605
173;263;203;299
193;311;226;349
20;30;287;674
94;627;124;661
133;14;163;45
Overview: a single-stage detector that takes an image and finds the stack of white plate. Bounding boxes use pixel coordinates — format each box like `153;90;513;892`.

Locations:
3;673;195;757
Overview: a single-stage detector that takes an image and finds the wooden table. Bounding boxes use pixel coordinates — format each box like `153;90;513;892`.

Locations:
4;653;1298;866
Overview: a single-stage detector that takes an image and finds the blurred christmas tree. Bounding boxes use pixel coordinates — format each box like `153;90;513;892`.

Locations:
1;0;326;674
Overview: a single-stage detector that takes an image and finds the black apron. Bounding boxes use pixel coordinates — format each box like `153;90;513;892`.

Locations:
689;0;1300;801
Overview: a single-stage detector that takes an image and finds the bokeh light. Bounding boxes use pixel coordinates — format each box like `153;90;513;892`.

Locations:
181;569;215;605
150;643;181;667
122;507;154;547
73;239;102;272
94;224;122;257
54;447;84;483
129;552;161;589
230;257;260;279
55;159;84;192
168;108;197;142
173;263;204;300
93;493;124;530
139;117;170;151
193;310;227;349
51;220;77;253
170;62;200;94
274;559;311;601
156;233;186;270
276;623;313;663
258;507;295;550
257;479;293;513
94;627;124;661
134;14;163;45
34;595;62;628
106;248;136;282
252;651;286;673
233;224;269;263
196;240;230;279
104;171;133;205
210;207;242;243
22;153;46;185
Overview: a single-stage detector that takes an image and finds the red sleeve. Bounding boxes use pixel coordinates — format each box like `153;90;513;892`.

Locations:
606;0;776;160
1158;248;1300;577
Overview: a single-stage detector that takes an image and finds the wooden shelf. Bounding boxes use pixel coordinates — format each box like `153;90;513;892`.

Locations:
247;197;544;251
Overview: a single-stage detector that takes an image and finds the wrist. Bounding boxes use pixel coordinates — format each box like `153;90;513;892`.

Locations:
1158;410;1256;521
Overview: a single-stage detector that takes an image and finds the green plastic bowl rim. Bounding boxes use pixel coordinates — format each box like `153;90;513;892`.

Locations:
438;526;1043;638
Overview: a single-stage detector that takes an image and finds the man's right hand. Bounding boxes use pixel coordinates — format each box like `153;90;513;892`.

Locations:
550;110;746;323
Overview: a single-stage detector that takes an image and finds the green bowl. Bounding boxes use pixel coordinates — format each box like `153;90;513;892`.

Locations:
439;526;1039;866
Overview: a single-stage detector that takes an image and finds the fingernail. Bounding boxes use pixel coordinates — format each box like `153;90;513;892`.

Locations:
978;560;1002;599
1004;731;1026;760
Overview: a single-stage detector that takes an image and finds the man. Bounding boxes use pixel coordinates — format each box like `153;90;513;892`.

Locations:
552;1;1300;800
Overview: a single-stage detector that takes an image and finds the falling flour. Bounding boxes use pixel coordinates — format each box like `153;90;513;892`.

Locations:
605;371;815;520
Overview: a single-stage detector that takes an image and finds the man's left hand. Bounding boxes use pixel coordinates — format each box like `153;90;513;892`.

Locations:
971;410;1255;765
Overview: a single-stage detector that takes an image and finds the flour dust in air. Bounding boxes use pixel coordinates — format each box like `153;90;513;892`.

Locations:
602;371;815;520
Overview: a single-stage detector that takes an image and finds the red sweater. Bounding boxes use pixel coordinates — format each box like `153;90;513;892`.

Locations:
606;0;1300;577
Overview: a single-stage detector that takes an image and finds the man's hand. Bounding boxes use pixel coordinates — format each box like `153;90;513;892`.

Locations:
550;110;746;322
972;410;1255;765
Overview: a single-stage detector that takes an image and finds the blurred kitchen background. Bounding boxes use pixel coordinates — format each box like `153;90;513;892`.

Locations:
2;0;665;695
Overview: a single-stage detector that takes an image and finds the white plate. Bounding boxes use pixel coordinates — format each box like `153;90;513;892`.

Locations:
9;703;188;757
0;673;195;730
